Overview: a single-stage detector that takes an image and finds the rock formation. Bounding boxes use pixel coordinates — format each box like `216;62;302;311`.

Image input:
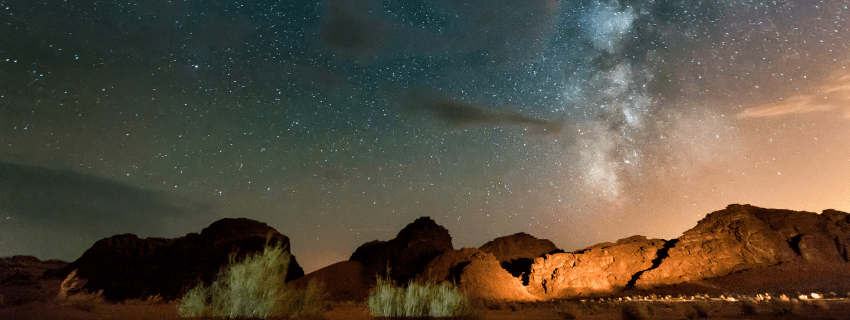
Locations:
417;248;483;284
457;250;536;301
479;232;560;262
1;256;68;285
417;247;535;301
527;235;666;297
289;260;370;302
749;207;850;263
44;218;304;301
635;204;814;287
479;232;560;284
350;217;453;284
528;204;850;297
26;204;850;302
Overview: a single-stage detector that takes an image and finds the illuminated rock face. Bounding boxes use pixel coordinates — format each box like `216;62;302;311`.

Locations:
527;235;665;297
751;207;850;263
417;247;484;284
458;251;537;301
634;204;798;287
636;204;849;288
528;204;850;298
479;232;562;285
417;248;535;301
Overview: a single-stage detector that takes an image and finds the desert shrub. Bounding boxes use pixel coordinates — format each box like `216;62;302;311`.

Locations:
506;301;521;311
684;301;710;319
740;300;759;315
807;299;829;310
621;302;650;320
555;301;580;319
367;275;476;317
178;241;324;318
62;290;104;312
124;294;164;305
481;299;504;310
768;300;792;315
57;269;85;300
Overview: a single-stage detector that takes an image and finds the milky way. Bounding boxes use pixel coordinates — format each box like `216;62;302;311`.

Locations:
1;0;849;272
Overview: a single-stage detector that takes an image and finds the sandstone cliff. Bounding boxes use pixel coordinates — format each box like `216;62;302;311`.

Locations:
526;204;850;298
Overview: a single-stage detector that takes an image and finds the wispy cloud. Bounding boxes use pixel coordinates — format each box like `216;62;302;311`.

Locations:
738;71;850;119
0;161;213;260
403;91;563;135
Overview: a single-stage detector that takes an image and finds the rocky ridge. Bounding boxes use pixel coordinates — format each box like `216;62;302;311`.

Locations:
527;235;667;297
0;256;68;288
527;204;850;298
349;216;453;284
44;218;304;301
25;203;850;303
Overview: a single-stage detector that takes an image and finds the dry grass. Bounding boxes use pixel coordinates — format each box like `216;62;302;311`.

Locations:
367;274;476;318
61;290;104;312
123;294;164;305
620;302;651;320
177;241;324;318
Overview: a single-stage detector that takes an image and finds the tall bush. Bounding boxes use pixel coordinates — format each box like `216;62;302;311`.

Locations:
178;241;323;318
367;274;475;317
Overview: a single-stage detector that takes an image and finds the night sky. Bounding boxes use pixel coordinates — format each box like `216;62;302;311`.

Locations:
2;0;849;273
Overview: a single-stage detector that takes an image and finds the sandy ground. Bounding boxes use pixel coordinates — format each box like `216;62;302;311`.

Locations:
3;297;850;320
4;260;850;319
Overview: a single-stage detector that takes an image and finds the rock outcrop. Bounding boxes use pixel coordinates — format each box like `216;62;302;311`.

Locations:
44;218;304;301
749;207;850;263
290;260;370;302
350;217;453;284
479;232;561;284
458;251;536;301
635;205;806;287
527;235;666;297
528;204;850;297
417;247;535;301
417;248;483;284
0;256;68;287
479;232;560;262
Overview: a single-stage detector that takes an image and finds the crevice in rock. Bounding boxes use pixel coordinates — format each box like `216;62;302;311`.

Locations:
788;234;803;256
835;237;850;262
625;239;679;289
448;261;470;283
500;258;533;285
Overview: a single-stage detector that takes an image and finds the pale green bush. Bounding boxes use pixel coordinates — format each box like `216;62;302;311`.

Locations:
367;275;475;317
178;241;324;318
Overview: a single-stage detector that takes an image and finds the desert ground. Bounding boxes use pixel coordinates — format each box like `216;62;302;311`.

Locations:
3;266;850;320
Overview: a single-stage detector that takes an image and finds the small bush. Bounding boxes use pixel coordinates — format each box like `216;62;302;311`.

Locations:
62;290;104;312
741;300;759;315
621;302;650;320
367;275;476;317
555;301;580;319
684;301;710;319
767;300;792;315
178;241;324;318
124;294;164;305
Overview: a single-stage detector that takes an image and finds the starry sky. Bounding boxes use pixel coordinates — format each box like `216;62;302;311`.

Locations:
1;0;849;273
